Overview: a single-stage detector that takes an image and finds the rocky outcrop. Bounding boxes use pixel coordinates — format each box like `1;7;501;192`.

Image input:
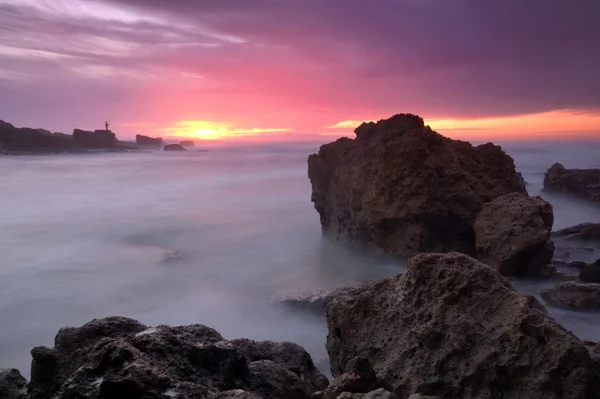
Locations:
180;140;195;147
553;223;600;265
164;144;187;151
326;252;600;398
580;260;600;283
135;134;163;146
474;193;555;277
307;114;526;258
72;129;117;148
544;163;600;203
541;281;600;310
279;286;359;316
553;223;600;243
22;317;327;399
0;120;74;153
0;368;28;399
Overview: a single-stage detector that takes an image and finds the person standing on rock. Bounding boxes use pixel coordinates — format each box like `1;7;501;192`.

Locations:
105;121;110;131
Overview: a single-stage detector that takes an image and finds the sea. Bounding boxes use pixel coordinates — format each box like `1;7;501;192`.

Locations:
1;140;600;377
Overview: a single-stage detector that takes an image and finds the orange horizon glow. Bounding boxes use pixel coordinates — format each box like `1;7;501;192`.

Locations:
156;120;291;141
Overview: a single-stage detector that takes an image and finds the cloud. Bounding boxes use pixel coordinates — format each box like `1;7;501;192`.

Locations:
1;0;599;137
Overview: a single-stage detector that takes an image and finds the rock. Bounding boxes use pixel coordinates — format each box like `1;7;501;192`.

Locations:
326;252;600;398
180;140;195;147
25;316;325;399
0;120;74;153
307;113;526;258
319;357;379;399
230;338;329;393
408;395;440;399
541;281;600;310
216;390;263;398
164;144;187;151
474;193;554;277
338;389;399;399
73;128;118;148
580;260;600;282
544;163;600;203
569;261;589;270
279;286;359;316
135;134;163;147
0;368;28;399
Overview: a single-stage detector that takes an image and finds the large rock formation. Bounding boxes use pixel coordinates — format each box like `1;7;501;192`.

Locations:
0;120;74;153
307;114;526;257
22;317;327;399
326;252;600;398
473;193;555;277
541;281;600;310
0;368;28;399
544;163;600;203
72;129;117;148
136;134;163;147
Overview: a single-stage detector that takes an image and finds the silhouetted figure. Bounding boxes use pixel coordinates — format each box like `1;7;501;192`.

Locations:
105;121;110;131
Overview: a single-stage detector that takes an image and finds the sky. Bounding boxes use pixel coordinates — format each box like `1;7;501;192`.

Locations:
1;0;600;142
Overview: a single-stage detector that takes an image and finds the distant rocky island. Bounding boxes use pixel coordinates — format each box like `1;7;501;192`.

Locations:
0;120;199;155
2;113;600;399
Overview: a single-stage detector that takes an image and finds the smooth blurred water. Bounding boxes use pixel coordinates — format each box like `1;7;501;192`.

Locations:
1;140;600;377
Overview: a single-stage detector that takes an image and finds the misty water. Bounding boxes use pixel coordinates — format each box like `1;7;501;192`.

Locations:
1;140;600;377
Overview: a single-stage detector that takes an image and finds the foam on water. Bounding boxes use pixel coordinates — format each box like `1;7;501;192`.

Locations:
0;141;599;377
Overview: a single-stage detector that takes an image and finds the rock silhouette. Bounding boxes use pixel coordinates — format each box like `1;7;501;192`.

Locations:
164;143;187;151
307;114;526;258
544;163;600;204
136;134;163;146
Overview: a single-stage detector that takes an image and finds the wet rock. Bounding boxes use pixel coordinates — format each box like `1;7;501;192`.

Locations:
0;368;28;399
544;163;600;203
230;338;329;393
474;193;554;277
541;281;600;310
25;316;325;399
279;286;359;316
326;252;600;398
135;135;163;147
307;113;526;258
164;144;187;151
580;260;600;282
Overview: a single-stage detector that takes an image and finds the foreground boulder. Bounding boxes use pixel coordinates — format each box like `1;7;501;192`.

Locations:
541;281;600;310
307;114;526;258
164;144;187;151
0;368;27;399
136;134;163;147
24;317;326;399
544;163;600;203
326;252;600;398
474;193;555;277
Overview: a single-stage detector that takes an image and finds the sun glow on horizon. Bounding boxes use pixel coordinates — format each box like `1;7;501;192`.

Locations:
157;120;291;140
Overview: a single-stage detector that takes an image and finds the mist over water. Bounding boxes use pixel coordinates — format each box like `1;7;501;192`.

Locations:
1;140;600;376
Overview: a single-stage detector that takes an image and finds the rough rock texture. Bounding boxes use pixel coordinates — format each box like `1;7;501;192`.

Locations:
336;389;399;399
0;368;28;399
215;390;262;399
164;144;187;151
72;129;118;148
307;114;526;257
580;260;600;283
25;316;326;399
136;134;163;146
544;163;600;203
541;281;600;310
474;193;555;276
180;140;195;147
326;252;600;398
279;286;359;316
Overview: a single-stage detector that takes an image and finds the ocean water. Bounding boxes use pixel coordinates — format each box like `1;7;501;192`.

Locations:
1;140;600;377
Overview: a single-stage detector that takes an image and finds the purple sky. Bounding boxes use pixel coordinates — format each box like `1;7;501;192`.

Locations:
1;0;599;139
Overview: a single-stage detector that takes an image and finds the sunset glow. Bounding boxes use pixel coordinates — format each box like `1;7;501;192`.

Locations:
1;1;599;141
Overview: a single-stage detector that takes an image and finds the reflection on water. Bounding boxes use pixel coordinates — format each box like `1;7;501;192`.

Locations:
0;141;599;376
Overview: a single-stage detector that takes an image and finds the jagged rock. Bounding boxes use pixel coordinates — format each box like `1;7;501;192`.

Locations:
25;316;325;399
279;286;359;316
544;163;600;203
307;114;526;258
164;144;187;151
326;252;600;398
230;339;329;393
337;389;399;399
318;358;379;399
216;390;263;399
136;134;163;146
180;140;195;147
541;281;600;310
474;193;554;277
580;260;600;282
72;128;117;148
0;368;28;399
